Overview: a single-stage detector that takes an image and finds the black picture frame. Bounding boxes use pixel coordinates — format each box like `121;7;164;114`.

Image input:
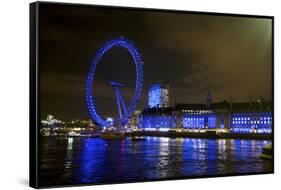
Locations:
30;1;274;188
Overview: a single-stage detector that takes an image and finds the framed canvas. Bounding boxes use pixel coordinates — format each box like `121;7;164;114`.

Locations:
29;1;274;188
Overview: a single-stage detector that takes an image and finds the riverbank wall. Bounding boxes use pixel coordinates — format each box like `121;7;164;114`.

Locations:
127;131;272;140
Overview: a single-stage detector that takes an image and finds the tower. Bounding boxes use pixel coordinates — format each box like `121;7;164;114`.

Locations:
206;90;212;108
229;96;233;110
148;83;169;108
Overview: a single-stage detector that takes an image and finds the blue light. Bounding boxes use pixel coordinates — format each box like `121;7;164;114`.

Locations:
148;83;168;108
86;37;144;127
140;110;272;134
230;112;272;133
148;84;161;108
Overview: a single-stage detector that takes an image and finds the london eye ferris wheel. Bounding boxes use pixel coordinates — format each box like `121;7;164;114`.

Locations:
86;37;144;128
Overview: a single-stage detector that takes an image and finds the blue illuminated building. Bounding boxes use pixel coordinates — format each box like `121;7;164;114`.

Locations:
182;110;216;129
230;112;272;133
148;83;169;108
139;99;272;134
139;107;176;131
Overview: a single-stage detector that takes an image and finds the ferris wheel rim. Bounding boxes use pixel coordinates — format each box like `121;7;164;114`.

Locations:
86;37;144;127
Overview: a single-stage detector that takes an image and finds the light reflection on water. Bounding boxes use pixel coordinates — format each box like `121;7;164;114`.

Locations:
40;137;272;186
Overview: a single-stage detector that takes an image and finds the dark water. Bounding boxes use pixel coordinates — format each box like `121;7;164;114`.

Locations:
39;137;272;186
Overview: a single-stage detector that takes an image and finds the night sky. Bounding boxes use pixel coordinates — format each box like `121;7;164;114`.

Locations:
39;3;272;121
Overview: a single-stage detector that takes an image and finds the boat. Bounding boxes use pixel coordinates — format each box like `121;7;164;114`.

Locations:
259;143;272;160
100;131;125;140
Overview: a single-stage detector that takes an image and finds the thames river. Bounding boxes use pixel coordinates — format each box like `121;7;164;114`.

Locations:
39;137;272;186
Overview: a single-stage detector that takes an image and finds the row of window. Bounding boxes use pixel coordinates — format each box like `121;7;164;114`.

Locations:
182;110;212;114
139;113;272;133
232;120;272;125
232;117;272;121
231;128;272;133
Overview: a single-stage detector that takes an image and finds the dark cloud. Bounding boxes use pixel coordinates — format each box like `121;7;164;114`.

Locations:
39;3;272;120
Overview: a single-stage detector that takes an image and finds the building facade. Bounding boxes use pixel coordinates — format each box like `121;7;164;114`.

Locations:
138;101;272;134
148;83;169;108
